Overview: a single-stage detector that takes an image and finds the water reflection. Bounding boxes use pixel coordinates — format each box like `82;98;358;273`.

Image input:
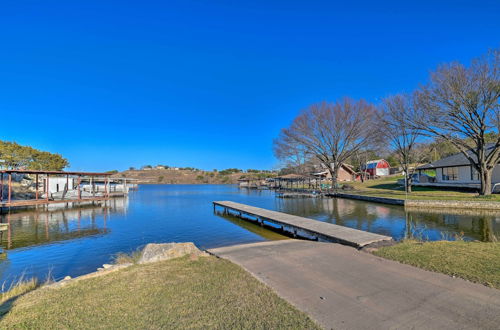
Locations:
0;198;128;250
274;198;499;242
0;185;498;289
405;208;499;242
217;213;289;241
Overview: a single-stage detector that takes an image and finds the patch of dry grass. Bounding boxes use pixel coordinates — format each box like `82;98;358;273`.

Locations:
0;276;39;316
112;248;143;264
0;256;319;329
1;278;38;305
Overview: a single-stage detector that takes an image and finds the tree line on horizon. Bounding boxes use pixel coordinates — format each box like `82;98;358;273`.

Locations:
127;165;276;175
0;140;69;171
274;48;500;195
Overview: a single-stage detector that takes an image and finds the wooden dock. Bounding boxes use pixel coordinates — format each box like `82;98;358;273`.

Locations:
213;201;392;247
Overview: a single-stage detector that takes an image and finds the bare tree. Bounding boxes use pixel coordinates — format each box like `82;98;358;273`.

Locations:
273;131;311;175
380;94;426;193
351;147;375;182
275;98;378;188
412;49;500;195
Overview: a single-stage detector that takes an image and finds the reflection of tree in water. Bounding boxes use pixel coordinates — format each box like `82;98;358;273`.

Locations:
405;210;499;242
0;198;128;250
478;216;498;242
275;197;499;242
276;197;395;232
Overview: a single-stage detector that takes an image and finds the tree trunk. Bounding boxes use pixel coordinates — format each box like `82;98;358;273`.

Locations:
332;165;341;191
405;170;413;193
326;165;339;192
407;178;412;193
479;167;492;196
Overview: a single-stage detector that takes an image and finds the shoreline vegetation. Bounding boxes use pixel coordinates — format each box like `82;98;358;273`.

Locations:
347;176;500;202
281;176;500;207
0;252;319;329
114;168;276;185
2;239;498;328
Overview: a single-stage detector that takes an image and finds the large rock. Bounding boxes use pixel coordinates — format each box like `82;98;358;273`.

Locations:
138;242;207;264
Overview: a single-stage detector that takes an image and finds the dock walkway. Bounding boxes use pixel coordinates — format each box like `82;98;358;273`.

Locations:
209;240;500;329
213;201;391;247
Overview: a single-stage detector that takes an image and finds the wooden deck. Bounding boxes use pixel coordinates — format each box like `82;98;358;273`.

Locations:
213;201;392;247
0;195;124;209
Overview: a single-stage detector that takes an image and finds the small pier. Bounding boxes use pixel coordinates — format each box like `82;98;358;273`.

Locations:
213;201;392;247
275;189;323;198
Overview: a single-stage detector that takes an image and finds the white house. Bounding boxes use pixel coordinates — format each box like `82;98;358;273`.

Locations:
417;145;500;193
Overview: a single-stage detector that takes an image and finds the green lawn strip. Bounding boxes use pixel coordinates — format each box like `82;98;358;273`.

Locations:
374;240;500;289
347;177;500;202
0;256;319;329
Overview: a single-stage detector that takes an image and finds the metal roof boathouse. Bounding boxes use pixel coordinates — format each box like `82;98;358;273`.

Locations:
0;169;136;211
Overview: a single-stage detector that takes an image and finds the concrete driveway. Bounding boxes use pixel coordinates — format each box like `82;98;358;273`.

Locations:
209;240;500;330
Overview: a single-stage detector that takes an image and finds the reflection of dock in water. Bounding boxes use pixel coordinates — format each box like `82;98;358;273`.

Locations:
218;213;290;241
0;198;128;250
274;197;499;242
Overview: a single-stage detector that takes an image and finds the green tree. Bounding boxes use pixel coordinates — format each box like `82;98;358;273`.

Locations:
0;140;69;171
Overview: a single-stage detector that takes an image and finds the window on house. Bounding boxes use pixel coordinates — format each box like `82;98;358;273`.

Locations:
471;167;480;181
442;167;458;181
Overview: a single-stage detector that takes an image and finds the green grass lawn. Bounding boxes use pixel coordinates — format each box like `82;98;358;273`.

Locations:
347;176;500;202
0;256;319;329
374;240;500;289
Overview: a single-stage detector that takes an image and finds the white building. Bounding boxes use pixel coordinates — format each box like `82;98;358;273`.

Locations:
45;177;75;193
417;145;500;193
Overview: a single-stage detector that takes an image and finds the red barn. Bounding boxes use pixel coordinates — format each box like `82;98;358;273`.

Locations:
363;159;390;177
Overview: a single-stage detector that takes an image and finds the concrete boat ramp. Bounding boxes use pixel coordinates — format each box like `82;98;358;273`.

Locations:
211;202;500;329
213;201;392;248
209;240;500;329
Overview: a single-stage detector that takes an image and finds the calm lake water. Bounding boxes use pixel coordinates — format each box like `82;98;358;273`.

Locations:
0;184;499;286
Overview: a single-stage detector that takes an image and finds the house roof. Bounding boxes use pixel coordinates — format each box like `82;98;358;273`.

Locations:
275;173;312;181
366;159;384;164
418;144;498;170
312;163;356;176
364;159;387;169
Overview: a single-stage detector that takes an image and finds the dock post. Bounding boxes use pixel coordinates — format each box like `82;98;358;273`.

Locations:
35;174;39;200
105;177;109;198
77;175;82;201
46;174;50;202
65;174;69;200
7;173;12;205
0;173;3;203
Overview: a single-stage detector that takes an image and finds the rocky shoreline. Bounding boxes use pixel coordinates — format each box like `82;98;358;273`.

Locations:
45;242;209;290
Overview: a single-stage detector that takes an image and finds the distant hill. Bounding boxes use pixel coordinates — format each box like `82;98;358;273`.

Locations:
114;169;269;184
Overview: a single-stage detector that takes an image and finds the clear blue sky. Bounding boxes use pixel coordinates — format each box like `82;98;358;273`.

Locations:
1;1;499;172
